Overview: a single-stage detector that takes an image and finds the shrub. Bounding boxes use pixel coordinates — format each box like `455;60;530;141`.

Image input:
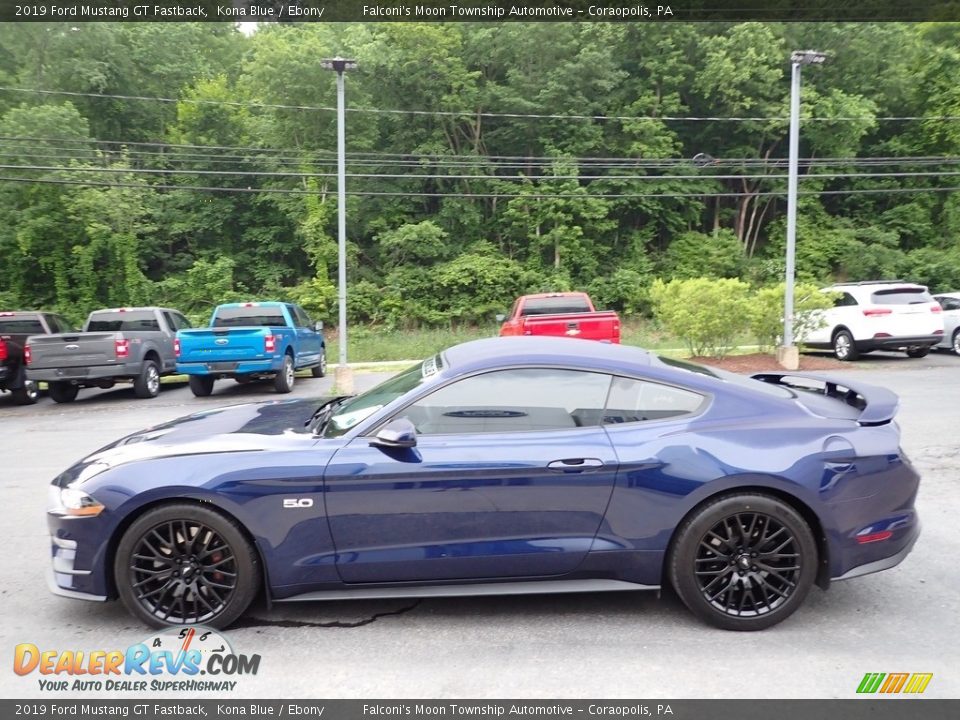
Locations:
748;283;837;352
650;277;751;358
661;230;745;280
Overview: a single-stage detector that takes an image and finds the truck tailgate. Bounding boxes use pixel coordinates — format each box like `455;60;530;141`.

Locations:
178;327;271;363
26;333;118;370
521;312;621;343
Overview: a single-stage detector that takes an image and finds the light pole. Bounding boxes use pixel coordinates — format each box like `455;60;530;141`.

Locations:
780;49;827;371
321;56;357;393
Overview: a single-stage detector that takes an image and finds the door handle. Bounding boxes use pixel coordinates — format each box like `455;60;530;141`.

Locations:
547;458;604;472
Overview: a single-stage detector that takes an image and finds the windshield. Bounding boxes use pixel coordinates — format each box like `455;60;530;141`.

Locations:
321;354;443;438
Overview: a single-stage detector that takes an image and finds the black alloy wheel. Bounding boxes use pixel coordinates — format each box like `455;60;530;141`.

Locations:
115;504;258;628
670;493;816;631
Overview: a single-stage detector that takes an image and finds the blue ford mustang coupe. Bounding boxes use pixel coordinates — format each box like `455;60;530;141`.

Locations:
47;337;920;631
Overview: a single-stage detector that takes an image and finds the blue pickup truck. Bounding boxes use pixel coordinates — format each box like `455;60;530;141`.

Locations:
176;302;326;397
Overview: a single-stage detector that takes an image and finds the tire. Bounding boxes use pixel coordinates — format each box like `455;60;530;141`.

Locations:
188;375;215;397
274;354;295;393
832;329;859;361
133;360;161;398
11;379;39;405
311;348;327;378
669;493;817;631
48;382;79;404
113;503;260;629
953;329;960;356
906;346;930;359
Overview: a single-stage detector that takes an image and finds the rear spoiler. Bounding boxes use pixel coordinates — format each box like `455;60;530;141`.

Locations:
751;373;899;426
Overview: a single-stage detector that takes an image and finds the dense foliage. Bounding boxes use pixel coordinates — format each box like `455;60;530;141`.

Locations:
0;22;958;326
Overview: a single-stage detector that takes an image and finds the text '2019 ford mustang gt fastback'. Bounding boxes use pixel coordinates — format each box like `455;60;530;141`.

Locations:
47;337;920;631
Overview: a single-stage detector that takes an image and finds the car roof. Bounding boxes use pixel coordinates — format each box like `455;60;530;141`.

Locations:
935;292;960;298
440;337;653;375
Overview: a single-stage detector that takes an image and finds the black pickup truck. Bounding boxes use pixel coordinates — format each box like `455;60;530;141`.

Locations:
0;311;76;405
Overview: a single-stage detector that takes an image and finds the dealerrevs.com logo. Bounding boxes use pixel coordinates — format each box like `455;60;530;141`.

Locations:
13;628;260;692
856;672;933;694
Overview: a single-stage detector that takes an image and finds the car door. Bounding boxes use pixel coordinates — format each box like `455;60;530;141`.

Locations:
323;367;619;583
936;296;960;350
289;304;321;368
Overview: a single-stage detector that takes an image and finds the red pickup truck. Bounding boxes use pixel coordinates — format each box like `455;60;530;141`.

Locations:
498;292;621;343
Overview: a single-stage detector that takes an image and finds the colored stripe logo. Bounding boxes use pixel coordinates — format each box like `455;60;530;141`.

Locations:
857;672;933;694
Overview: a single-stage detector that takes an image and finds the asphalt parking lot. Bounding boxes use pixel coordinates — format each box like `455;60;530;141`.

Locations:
1;352;958;699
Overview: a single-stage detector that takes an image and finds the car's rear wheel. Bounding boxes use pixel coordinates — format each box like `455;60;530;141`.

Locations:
48;381;78;404
11;379;39;405
669;493;817;631
311;349;326;378
906;346;930;359
114;503;259;629
188;376;215;397
832;330;859;361
274;354;295;393
133;360;161;398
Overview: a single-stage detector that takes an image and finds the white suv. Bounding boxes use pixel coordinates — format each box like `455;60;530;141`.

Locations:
804;281;944;361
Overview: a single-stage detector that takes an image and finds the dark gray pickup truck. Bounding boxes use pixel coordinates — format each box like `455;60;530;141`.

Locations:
25;307;191;403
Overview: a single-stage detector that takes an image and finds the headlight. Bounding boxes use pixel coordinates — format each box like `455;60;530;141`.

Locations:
49;486;105;517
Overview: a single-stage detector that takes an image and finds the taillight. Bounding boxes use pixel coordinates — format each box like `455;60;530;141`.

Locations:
862;308;892;317
115;338;130;360
23;343;30;365
264;335;276;353
932;305;943;314
174;338;181;358
0;339;7;362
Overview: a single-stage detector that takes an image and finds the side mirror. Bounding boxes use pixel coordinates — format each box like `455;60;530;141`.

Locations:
495;314;506;323
369;417;417;449
315;321;324;332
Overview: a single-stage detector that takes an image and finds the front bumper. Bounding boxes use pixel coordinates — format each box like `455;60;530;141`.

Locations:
47;509;113;601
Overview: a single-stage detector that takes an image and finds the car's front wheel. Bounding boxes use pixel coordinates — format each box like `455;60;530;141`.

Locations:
669;493;817;631
952;329;960;356
832;330;859;361
114;503;260;629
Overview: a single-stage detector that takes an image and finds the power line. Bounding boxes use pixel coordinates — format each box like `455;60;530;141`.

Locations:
3;86;960;123
1;174;958;199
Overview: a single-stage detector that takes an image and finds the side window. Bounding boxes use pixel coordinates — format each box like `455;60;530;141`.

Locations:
286;305;304;328
833;292;858;308
398;368;612;435
174;313;192;330
51;315;75;333
603;376;705;425
162;311;177;332
294;305;313;328
943;298;960;312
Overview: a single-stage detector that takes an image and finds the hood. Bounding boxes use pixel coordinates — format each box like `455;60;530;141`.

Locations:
54;397;327;487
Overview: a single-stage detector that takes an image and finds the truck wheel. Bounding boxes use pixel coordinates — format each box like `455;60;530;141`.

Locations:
133;360;161;398
274;354;295;394
11;379;39;405
49;382;79;404
311;349;327;378
188;376;215;397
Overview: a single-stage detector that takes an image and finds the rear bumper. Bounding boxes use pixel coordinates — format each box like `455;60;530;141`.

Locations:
834;522;920;580
856;334;941;351
27;363;142;383
177;359;280;376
